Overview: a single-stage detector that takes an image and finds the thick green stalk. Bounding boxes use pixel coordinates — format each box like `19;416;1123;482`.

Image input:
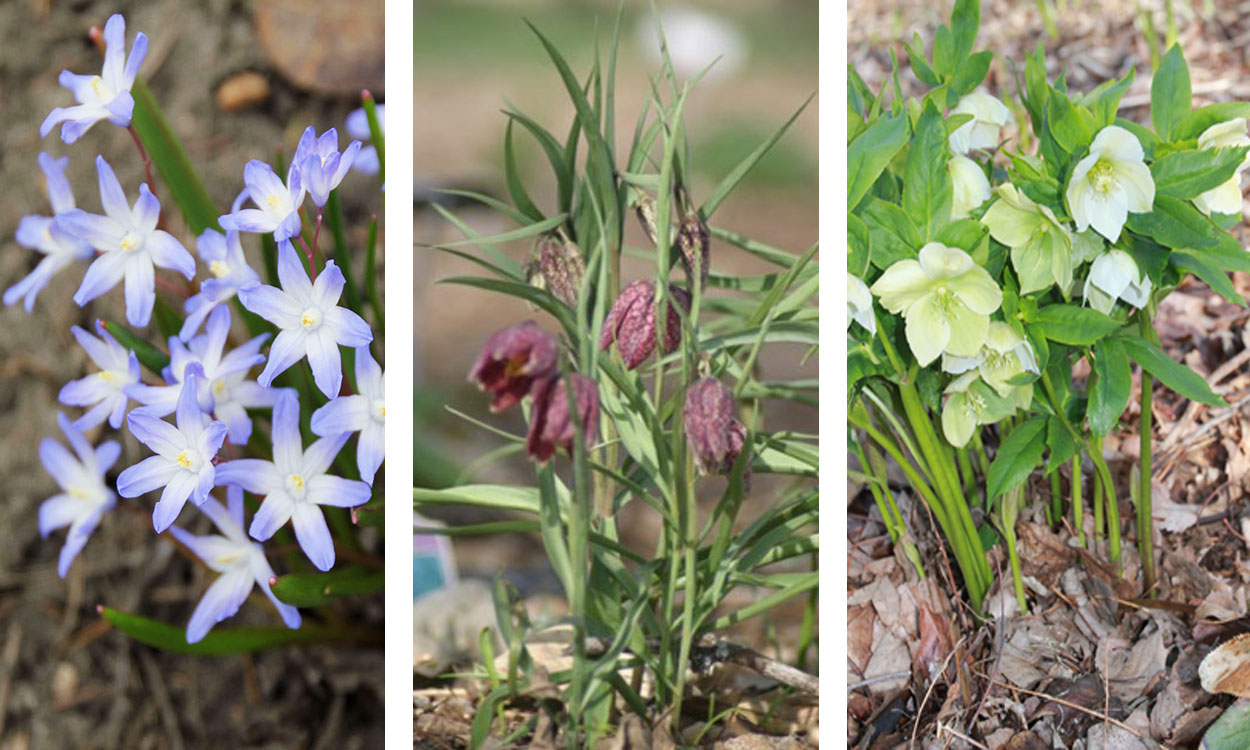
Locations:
1138;314;1164;593
1072;456;1085;548
1002;519;1028;615
1049;471;1062;527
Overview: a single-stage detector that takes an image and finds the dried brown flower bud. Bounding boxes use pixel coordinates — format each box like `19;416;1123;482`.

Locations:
684;377;750;485
526;374;600;462
467;321;559;413
599;280;692;370
526;234;585;308
634;193;658;247
678;212;710;290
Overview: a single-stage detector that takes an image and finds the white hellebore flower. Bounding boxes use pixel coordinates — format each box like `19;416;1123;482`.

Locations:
870;242;1002;367
847;275;875;335
949;154;992;219
943;322;1039;410
1083;249;1152;314
1193;118;1250;216
1066;125;1155;243
980;183;1074;294
948;92;1013;155
941;371;1015;448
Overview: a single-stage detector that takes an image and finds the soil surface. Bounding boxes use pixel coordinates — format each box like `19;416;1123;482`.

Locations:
849;0;1250;747
0;1;384;747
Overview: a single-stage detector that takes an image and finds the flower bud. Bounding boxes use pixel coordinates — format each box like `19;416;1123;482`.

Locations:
678;212;711;289
635;193;658;247
684;377;750;484
949;154;991;219
526;374;600;462
948;91;1013;155
600;280;692;370
525;233;585;308
468;321;558;412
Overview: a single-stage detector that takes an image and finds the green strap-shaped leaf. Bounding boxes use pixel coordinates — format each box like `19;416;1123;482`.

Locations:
130;80;219;235
503;120;545;222
1087;337;1131;436
987;416;1048;500
101;320;170;374
1171;251;1246;307
1026;304;1121;345
1150;44;1191;142
270;566;385;607
703;93;813;219
100;607;379;654
413;484;541;515
1121;334;1226;407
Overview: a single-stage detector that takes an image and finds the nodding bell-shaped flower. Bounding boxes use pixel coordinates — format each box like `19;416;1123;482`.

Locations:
600;280;691;370
678;212;711;290
948;92;1013;155
525;374;600;463
292;126;362;207
949;154;991;219
40;14;148;143
941;321;1039;410
1193;118;1250;216
1066;125;1155;243
684;378;751;485
980;183;1074;295
169;487;301;643
870;242;1002;367
38;413;119;577
941;371;1016;448
5;153;94;312
847;275;875;335
468;321;559;413
1083;248;1152;314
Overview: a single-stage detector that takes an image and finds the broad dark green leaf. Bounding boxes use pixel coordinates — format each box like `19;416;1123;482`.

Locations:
1045;415;1078;474
1151;44;1192;142
1125;195;1221;249
950;50;992;96
1175;101;1250;141
1027;304;1121;345
903;101;952;241
1202;699;1250;749
1121;334;1226;407
987;416;1047;499
863;198;921;269
1087;337;1131;436
848;213;871;276
848;113;909;210
1150;147;1250;200
1046;90;1094;154
1171;251;1245;306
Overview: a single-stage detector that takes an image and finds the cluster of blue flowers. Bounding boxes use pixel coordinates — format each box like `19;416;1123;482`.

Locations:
8;14;385;643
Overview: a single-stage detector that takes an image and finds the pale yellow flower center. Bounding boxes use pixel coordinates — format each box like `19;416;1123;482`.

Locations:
285;473;307;500
210;260;231;278
1088;160;1117;197
69;487;92;501
176;450;194;469
300;308;322;329
265;194;283;210
215;550;245;566
98;370;121;384
212;379;228;398
89;76;105;98
120;233;140;252
371;399;386;421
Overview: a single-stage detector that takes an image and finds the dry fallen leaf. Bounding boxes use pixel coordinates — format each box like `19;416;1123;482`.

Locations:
1200;633;1250;697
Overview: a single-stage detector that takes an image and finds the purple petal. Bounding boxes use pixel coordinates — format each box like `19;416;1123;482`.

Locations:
310;395;369;437
324;307;373;347
271;389;302;473
117;455;178;498
122;255;155;326
276;241;313;301
257;329;307;388
248;491;294;541
153;472;198;532
306;327;342;397
238;284;301;329
214;459;282;494
225;208;279;234
291;503;334;571
73;250;129;307
306;475;371;508
301;432;350;478
147;230;195;278
185;567;253;643
134;184;161;233
58;506;109;578
122;32;148;89
38;494;77;537
311;260;346;308
357;422;384;485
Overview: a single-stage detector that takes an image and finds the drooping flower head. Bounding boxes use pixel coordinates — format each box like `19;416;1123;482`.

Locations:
238;240;373;398
117;366;229;532
38;413;119;577
346;105;384;176
293;126;362;207
40;14;148;143
1066;125;1155;242
59;155;196;327
59;321;141;431
4;153;94;312
311;346;385;485
949;154;992;219
847;275;876;335
127;306;276;445
169;487;301;643
684;377;751;485
600;280;691;370
180;229;261;340
941;371;1016;448
1193;118;1250;217
948;92;1013;155
942;322;1038;410
526;374;600;463
1083;248;1152;314
980;183;1074;295
220;160;306;242
468;321;559;412
870;242;1003;367
215;389;372;571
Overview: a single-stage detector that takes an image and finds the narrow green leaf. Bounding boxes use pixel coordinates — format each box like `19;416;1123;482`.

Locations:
101;320;170;374
704;93;814;218
439;214;567;248
1121;334;1226;407
504;109;571;214
361;91;385;185
503;120;545;222
1171;251;1245;306
270;566;385;607
130;80;220;235
100;607;378;654
413;484;541;514
987;415;1047;499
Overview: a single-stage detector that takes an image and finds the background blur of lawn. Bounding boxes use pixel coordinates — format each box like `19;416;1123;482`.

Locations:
413;0;817;522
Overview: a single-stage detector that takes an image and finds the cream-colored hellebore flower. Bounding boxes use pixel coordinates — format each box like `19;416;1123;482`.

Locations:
941;371;1016;447
950;154;992;219
1083;249;1152;314
870;242;1003;366
948;92;1014;155
1066;125;1155;243
942;322;1038;411
980;183;1074;294
1193;118;1250;216
847;274;875;335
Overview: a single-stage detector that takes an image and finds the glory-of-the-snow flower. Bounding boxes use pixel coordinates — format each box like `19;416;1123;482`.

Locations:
4;153;94;311
59;321;141;430
293;126;361;207
239;240;372;398
220;160;306;242
38;413;119;577
180;228;260;340
40;13;148;143
311;346;385;485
